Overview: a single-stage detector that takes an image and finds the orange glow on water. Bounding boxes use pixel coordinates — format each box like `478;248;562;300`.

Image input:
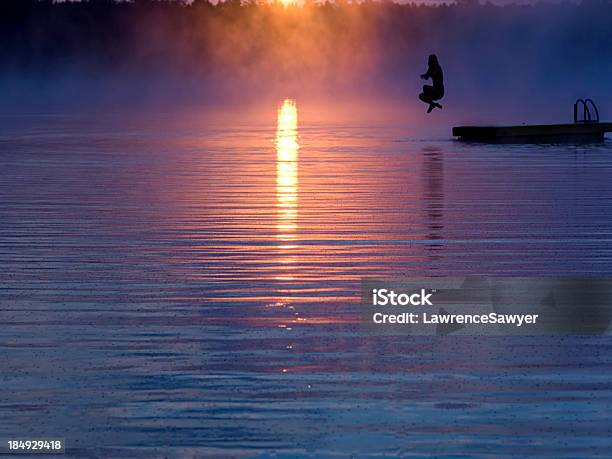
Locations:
275;99;299;285
276;99;299;241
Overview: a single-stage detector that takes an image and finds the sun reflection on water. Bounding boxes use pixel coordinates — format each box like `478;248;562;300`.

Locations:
276;99;299;249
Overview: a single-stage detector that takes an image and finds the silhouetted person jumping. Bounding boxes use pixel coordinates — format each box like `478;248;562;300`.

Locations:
419;54;444;113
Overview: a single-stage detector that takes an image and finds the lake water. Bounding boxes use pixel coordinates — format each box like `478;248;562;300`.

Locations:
1;101;612;457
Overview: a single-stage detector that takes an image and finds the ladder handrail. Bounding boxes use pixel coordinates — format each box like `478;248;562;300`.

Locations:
585;99;600;123
574;98;600;124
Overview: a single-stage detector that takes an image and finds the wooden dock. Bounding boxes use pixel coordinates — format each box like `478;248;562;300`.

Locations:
453;122;612;143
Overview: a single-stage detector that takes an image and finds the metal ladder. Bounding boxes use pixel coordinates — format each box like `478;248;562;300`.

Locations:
574;98;600;124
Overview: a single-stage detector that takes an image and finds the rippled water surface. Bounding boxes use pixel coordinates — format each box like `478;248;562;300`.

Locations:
1;103;612;457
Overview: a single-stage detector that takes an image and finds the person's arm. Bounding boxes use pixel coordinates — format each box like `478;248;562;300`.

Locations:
420;67;431;80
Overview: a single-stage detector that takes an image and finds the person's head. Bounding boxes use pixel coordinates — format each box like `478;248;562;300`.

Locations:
428;54;439;68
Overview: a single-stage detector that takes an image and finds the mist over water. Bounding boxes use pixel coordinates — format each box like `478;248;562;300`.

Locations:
2;1;612;125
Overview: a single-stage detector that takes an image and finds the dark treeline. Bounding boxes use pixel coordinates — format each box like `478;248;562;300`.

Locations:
2;0;612;114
